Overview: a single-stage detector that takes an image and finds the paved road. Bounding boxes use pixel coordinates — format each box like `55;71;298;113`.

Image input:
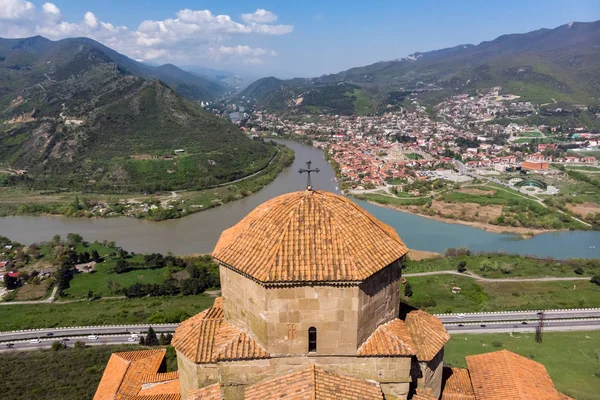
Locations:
445;318;600;334
0;324;178;342
0;334;138;352
435;308;600;323
403;270;591;283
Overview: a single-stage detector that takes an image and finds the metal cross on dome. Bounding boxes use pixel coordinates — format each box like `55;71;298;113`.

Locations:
298;160;320;190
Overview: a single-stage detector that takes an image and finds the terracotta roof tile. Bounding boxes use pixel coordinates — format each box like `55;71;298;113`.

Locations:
128;395;181;400
358;311;449;361
245;364;384;400
357;319;417;357
142;372;179;384
139;379;181;396
405;310;450;361
187;384;222;400
466;349;563;400
94;349;173;400
213;190;408;283
172;297;269;363
441;367;475;400
412;388;438;400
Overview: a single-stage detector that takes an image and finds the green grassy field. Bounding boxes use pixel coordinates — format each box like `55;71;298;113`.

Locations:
65;264;169;298
403;275;600;313
518;131;543;137
405;253;597;278
0;295;214;330
566;166;600;172
445;331;600;400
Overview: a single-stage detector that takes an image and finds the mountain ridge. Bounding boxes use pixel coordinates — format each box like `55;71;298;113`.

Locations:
242;20;600;116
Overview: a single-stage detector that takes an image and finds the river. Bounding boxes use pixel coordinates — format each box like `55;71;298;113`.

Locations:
1;140;599;259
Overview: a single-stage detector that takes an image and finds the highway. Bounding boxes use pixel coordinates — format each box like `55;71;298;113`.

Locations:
434;308;600;323
0;324;178;342
0;334;139;352
445;318;600;334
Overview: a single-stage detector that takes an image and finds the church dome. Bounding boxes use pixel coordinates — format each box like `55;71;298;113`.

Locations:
213;190;408;283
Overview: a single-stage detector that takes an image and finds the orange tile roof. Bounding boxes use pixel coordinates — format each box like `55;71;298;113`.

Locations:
405;310;450;361
94;349;179;400
138;380;181;396
441;367;475;400
128;395;180;400
357;319;417;357
358;310;449;361
172;297;269;363
466;349;563;400
244;364;384;400
411;388;438;400
142;372;179;384
187;384;222;400
213;190;408;283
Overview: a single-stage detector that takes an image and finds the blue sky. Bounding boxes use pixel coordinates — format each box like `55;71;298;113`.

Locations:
1;0;599;78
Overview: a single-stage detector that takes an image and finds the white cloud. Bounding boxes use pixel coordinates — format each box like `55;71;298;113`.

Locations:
0;1;292;67
42;2;60;17
0;0;34;20
241;9;277;24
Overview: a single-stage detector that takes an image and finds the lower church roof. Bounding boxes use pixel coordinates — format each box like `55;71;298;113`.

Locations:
171;297;269;363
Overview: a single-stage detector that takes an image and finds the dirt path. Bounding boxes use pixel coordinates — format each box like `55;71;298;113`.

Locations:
403;270;591;282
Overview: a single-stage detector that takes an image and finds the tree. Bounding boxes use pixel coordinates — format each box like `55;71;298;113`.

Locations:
51;340;66;351
87;290;94;300
146;327;159;346
3;274;20;290
52;235;61;246
158;333;167;346
139;335;146;346
404;281;413;297
591;275;600;286
74;341;86;349
66;233;83;247
91;250;101;262
165;333;173;345
457;260;467;273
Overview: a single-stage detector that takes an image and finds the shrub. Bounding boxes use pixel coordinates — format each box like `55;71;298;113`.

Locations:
574;267;584;275
51;340;66;351
492;341;503;348
457;260;467;273
404;281;413;298
591;275;600;286
500;264;514;275
73;341;86;349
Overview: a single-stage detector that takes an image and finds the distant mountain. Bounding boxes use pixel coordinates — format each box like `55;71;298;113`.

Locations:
181;65;245;89
0;36;226;102
243;21;600;116
0;36;276;192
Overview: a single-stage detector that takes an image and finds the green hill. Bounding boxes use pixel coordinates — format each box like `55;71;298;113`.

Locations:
0;37;275;192
243;21;600;116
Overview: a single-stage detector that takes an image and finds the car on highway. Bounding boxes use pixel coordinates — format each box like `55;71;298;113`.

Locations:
87;335;99;340
46;332;54;336
480;324;486;328
29;339;41;344
128;337;137;342
456;313;465;319
5;343;14;348
521;321;528;325
458;324;464;327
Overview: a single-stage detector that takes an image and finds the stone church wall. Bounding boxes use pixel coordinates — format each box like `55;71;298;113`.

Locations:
263;283;360;354
357;261;402;346
217;355;412;400
415;348;444;398
176;350;219;399
220;266;268;345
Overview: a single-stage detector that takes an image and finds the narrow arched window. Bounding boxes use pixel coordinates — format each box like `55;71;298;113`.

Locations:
308;327;317;352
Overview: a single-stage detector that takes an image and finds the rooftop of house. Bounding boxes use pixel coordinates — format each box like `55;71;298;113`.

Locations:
213;190;408;284
93;349;180;400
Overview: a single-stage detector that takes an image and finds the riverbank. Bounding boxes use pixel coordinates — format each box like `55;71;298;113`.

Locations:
369;200;559;238
0;145;294;222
